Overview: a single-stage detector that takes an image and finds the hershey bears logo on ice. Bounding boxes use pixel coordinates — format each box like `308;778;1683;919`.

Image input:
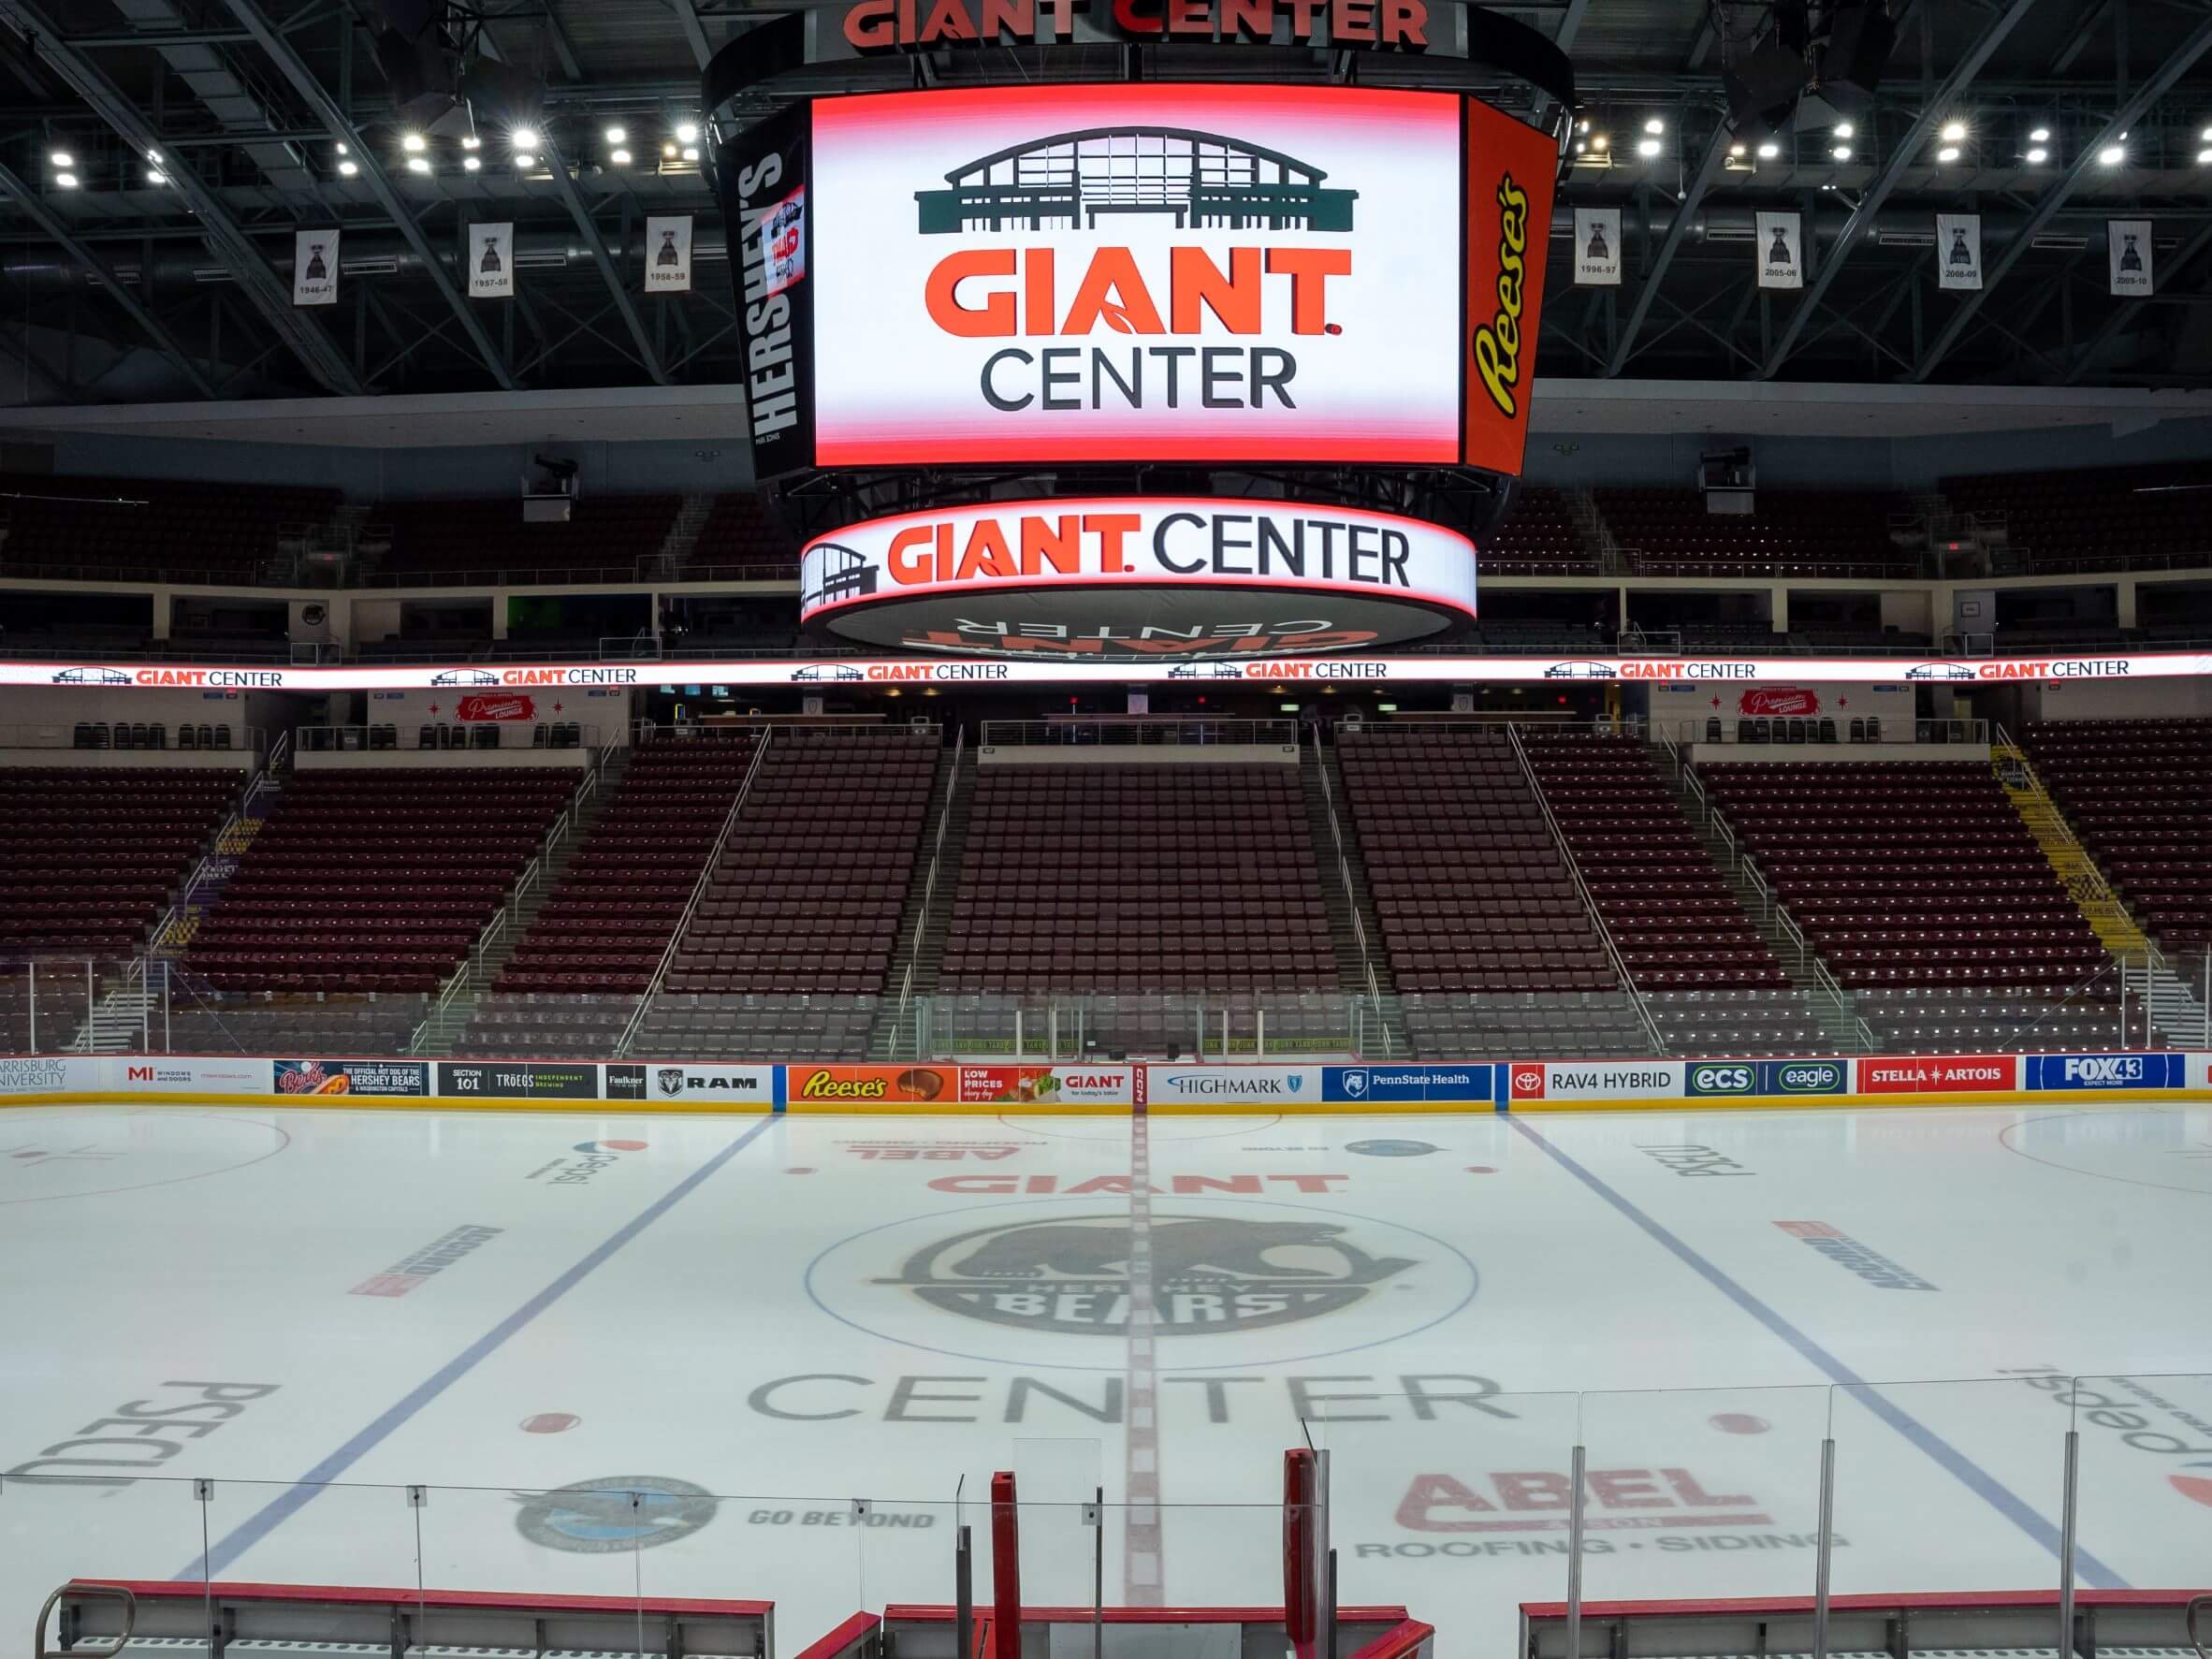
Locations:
881;1213;1414;1336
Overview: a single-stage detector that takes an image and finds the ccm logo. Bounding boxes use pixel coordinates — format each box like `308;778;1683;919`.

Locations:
1509;1067;1546;1099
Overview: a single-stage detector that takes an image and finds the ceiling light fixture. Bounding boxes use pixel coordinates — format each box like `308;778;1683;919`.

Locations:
2025;146;2048;165
49;149;72;167
1636;137;1661;157
1937;145;1960;162
1832;144;1852;160
1644;117;1665;135
610;147;632;166
2030;125;2051;143
338;158;359;176
1756;140;1780;159
681;146;699;163
1592;134;1608;152
676;120;699;143
662;140;677;158
145;167;167;184
401;132;426;153
511;127;540;150
2099;143;2125;166
1940;119;1966;142
461;154;480;171
2198;147;2212;165
406;155;430;174
604;124;627;144
460;133;481;151
1833;122;1855;139
1729;141;1747;157
54;171;78;189
515;152;536;169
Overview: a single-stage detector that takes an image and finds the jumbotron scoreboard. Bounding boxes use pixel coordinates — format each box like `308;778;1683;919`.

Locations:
706;2;1570;661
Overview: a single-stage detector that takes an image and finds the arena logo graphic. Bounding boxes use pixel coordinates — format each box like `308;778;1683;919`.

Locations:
2001;1369;2212;1508
514;1477;720;1552
879;1213;1414;1337
526;1140;648;1185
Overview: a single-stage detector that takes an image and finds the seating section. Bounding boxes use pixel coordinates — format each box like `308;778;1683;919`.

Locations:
939;764;1334;995
1695;760;2113;1051
1482;487;1595;575
1336;727;1641;1057
0;768;236;956
0;473;338;585
1521;732;1788;992
366;495;679;584
2020;719;2212;958
632;729;939;1058
686;493;798;575
462;734;756;1055
1596;488;1915;578
161;997;428;1059
187;769;572;993
1942;463;2212;575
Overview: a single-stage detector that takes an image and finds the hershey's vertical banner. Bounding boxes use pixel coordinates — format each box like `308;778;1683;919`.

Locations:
2109;220;2153;296
468;222;515;298
645;214;693;293
293;229;339;305
1936;213;1982;290
1755;211;1802;288
715;102;815;478
1574;208;1621;285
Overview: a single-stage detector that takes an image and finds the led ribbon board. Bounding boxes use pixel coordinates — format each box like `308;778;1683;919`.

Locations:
798;496;1478;656
801;84;1554;474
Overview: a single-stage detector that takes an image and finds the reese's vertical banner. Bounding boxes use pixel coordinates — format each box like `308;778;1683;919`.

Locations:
1462;101;1557;477
714;100;815;479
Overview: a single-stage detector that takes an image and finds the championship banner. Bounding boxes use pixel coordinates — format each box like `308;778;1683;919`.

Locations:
293;229;339;305
2109;219;2153;296
1573;208;1621;285
1755;211;1802;289
715;103;815;478
1936;213;1982;290
799;496;1478;656
808;84;1475;470
468;221;515;298
645;214;694;293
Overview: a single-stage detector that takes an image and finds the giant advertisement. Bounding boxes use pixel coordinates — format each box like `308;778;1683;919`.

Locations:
800;497;1477;656
808;85;1487;469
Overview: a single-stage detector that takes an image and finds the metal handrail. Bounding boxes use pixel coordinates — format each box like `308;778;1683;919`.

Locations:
410;752;611;1052
1309;726;1393;1058
148;738;287;956
615;728;775;1056
890;726;968;1055
36;1580;135;1659
1992;722;2165;971
1506;722;1668;1056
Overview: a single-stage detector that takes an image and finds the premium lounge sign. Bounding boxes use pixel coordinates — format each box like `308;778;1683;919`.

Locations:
799;497;1477;657
808;85;1551;473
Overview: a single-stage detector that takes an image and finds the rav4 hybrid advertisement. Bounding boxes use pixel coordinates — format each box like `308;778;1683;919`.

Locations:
795;84;1553;473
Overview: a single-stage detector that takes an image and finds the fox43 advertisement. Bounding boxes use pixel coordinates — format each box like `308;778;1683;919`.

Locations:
804;84;1550;473
717;100;815;479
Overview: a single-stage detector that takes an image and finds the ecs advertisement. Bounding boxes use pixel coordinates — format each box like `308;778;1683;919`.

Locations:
808;85;1520;469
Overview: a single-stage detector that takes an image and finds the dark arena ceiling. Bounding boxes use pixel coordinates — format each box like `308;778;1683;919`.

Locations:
0;0;2208;408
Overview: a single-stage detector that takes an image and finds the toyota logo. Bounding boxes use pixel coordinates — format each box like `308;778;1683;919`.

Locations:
1513;1069;1543;1091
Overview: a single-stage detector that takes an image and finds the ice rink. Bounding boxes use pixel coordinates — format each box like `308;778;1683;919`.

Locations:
4;1099;2209;1654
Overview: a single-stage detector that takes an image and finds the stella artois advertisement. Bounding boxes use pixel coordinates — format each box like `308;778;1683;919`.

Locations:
803;84;1550;474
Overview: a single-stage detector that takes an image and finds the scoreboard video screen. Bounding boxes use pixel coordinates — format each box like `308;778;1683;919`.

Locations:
723;83;1556;477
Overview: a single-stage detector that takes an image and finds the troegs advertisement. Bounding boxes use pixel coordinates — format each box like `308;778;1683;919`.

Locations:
809;85;1471;468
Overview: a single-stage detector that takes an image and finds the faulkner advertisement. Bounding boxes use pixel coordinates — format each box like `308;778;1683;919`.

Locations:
717;102;815;477
808;84;1475;468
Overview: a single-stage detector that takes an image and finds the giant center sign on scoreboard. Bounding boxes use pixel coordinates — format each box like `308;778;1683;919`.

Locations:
724;81;1556;477
800;496;1477;653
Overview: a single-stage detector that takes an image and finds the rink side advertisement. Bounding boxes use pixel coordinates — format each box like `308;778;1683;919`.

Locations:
2;1053;2208;1111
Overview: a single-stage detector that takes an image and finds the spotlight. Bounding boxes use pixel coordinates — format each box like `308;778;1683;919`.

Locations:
146;146;162;163
335;141;349;155
461;154;480;171
675;120;699;143
1644;117;1665;135
1729;141;1747;157
514;152;536;169
1940;119;1966;142
401;131;427;153
338;158;359;176
662;140;677;158
1937;145;1960;163
2198;147;2212;165
1577;119;1589;132
680;147;699;163
1573;140;1587;154
2098;144;2124;167
48;149;72;167
2030;125;2050;143
145;167;167;184
406;155;430;174
1756;139;1780;159
1832;144;1852;161
54;171;78;189
1637;137;1661;157
511;126;540;150
460;133;481;150
2025;146;2048;165
2202;124;2212;143
1592;134;1608;152
1833;122;1855;139
604;124;626;144
610;148;632;166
